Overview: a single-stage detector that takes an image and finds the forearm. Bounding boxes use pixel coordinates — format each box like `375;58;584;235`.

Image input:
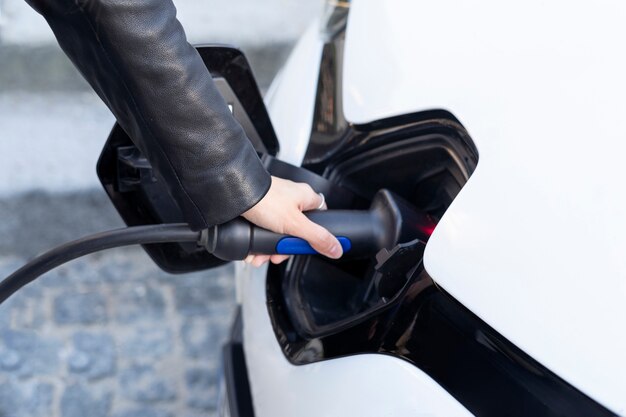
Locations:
26;0;271;229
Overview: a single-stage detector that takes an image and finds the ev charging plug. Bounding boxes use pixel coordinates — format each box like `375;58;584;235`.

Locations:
199;189;435;261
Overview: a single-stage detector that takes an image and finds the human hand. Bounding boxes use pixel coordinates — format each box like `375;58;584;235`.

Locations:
241;176;343;267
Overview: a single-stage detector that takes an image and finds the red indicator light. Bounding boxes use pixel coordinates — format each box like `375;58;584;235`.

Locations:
421;224;436;236
416;214;437;239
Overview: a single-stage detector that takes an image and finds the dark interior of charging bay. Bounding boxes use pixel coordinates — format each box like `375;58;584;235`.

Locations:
275;123;479;339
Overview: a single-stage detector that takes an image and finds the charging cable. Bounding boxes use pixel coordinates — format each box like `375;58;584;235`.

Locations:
0;224;199;306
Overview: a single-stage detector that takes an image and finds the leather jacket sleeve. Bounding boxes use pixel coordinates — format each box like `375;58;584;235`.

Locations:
25;0;272;230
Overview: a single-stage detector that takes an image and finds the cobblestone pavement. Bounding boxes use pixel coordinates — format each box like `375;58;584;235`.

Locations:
0;191;237;417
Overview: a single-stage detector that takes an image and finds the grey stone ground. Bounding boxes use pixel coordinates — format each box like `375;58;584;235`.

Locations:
0;192;239;417
0;1;320;415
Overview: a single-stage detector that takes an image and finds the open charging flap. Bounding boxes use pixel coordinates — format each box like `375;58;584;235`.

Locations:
97;45;280;273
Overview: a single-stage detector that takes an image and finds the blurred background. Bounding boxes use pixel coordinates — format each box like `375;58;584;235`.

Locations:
0;1;321;416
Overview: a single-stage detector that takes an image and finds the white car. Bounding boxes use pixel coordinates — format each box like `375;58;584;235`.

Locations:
97;0;626;416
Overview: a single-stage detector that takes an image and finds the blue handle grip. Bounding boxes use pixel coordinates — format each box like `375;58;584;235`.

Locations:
275;236;352;255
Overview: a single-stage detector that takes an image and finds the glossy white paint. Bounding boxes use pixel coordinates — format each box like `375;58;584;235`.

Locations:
238;264;473;417
345;0;626;413
264;21;323;166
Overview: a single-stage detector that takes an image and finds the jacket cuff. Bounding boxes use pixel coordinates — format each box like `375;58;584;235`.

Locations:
189;151;272;229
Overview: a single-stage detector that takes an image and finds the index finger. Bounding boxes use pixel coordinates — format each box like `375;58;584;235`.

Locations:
285;212;342;259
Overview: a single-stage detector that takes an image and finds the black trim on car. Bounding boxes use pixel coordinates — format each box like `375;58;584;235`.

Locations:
222;307;255;417
303;2;349;167
267;262;616;417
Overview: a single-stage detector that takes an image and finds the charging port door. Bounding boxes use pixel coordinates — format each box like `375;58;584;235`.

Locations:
96;45;279;273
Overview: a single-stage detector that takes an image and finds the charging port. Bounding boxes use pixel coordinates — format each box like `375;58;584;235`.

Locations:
266;114;478;363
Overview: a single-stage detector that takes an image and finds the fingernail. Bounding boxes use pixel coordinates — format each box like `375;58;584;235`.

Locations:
329;244;343;259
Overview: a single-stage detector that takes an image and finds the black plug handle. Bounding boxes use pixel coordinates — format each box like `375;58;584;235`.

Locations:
200;189;435;261
201;210;384;261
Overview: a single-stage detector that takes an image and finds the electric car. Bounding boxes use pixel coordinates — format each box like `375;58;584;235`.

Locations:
96;0;626;415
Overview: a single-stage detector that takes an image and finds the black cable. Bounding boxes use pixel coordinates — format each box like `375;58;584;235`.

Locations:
0;223;200;305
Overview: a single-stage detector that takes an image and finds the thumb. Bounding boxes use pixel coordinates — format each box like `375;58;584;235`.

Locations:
286;212;343;259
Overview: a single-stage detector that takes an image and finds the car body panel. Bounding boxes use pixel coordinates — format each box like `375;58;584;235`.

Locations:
344;0;626;413
238;263;473;417
264;21;324;166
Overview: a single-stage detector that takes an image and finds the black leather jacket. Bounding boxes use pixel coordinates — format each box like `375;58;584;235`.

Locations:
26;0;271;230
